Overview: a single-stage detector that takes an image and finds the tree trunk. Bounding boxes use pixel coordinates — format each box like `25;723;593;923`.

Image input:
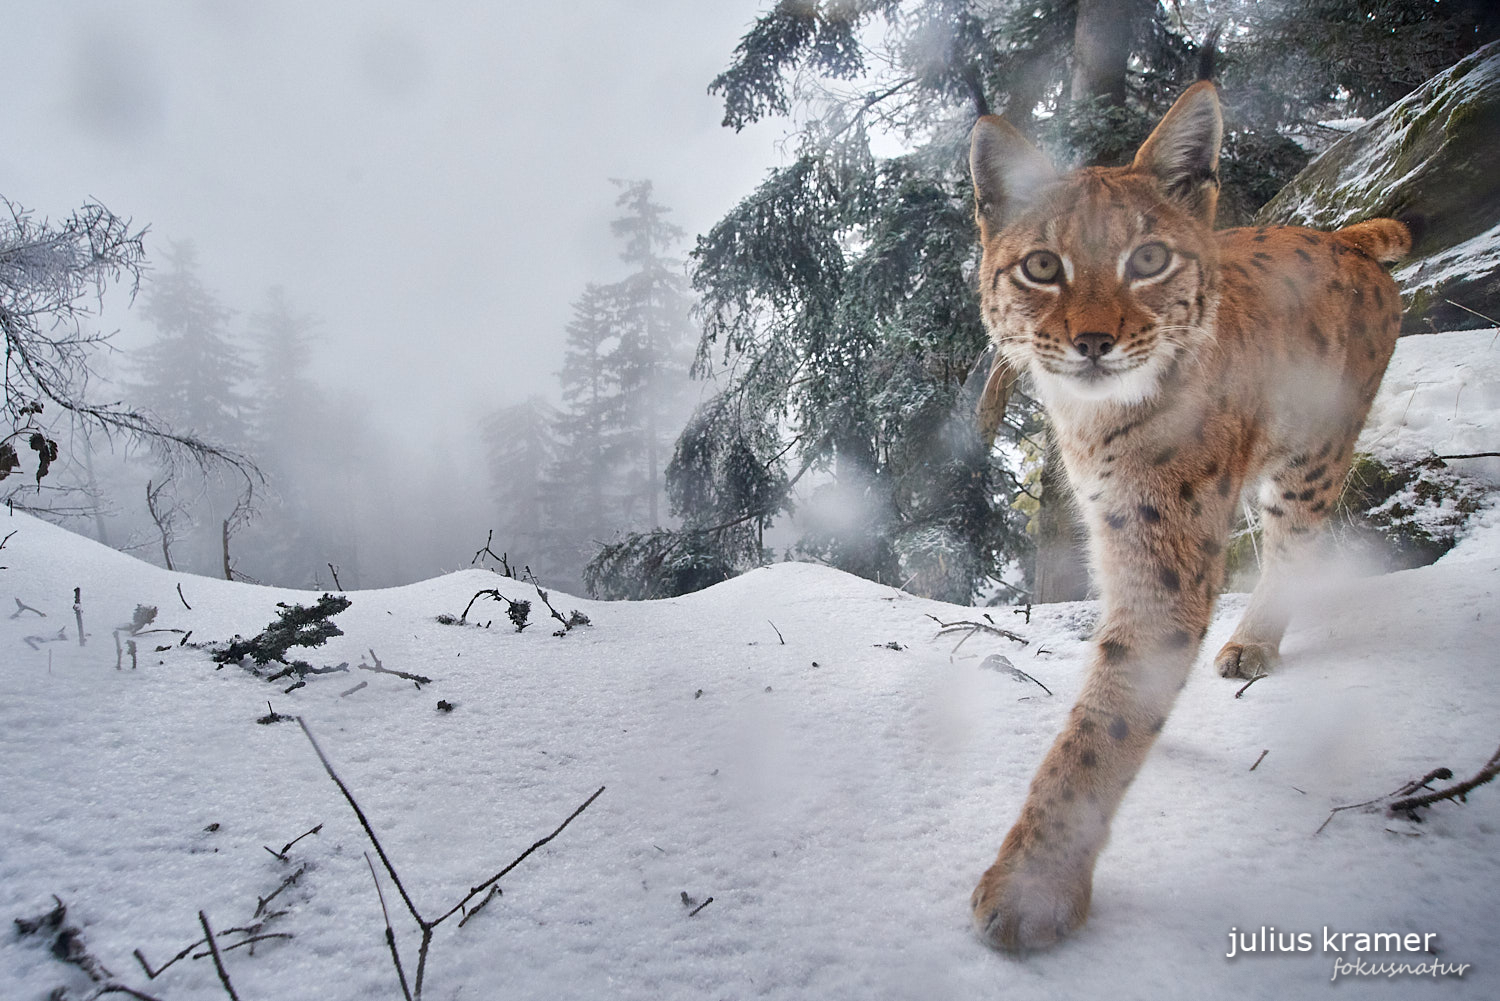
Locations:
1070;0;1146;106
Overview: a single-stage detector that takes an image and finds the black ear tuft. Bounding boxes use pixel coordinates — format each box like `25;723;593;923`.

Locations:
1197;23;1223;82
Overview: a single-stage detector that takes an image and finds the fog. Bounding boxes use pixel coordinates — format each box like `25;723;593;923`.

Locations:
1;2;784;587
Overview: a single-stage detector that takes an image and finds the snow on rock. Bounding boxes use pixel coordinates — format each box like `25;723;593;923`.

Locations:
1362;326;1500;487
1257;40;1500;335
2;411;1499;1000
1395;222;1500;301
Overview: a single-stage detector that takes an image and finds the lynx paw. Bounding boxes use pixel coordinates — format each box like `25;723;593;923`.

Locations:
1214;641;1279;679
971;851;1092;953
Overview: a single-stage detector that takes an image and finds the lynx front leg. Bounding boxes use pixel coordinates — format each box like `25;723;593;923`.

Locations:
974;475;1228;951
971;622;1205;950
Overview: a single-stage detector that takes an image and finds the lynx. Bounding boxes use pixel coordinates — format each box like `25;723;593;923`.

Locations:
966;81;1409;951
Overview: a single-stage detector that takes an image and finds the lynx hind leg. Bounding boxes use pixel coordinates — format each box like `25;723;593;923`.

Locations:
1216;450;1347;679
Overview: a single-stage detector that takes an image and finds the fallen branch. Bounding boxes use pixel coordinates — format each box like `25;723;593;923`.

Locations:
12;596;45;618
533;584;589;633
926;614;1028;651
15;896;166;1000
471;530;509;573
24;627;69;650
252;863;306;916
358;649;432;687
980;654;1051;696
1316;766;1455;834
1249;749;1269;772
176;582;191;610
134;853;305;981
767;620;785;645
1389;742;1500;816
459;588;530;631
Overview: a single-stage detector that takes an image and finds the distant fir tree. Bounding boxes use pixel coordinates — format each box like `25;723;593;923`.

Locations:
130;242;259;575
481;394;563;578
529;182;696;597
548;281;623;567
132;242;251;447
606;179;697;528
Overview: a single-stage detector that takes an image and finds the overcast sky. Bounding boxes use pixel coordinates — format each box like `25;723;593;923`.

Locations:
0;0;784;435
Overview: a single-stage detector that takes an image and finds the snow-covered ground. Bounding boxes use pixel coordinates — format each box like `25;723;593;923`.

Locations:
4;330;1499;1000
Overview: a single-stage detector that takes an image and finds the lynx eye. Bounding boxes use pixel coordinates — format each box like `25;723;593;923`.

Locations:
1021;251;1062;284
1127;242;1171;279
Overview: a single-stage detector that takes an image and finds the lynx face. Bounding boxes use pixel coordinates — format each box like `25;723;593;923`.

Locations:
978;172;1219;407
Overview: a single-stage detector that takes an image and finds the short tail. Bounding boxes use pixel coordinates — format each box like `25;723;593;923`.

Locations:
1334;219;1411;265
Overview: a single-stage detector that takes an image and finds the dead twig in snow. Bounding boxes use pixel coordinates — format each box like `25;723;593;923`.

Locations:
1234;672;1266;698
767;620;785;645
926;613;1028;650
1316;766;1455;834
12;596;45;617
456;886;500;928
980;654;1052;696
532;583;589;633
358;648;431;686
471;529;508;572
176;582;191;610
264;825;321;863
1249;749;1269;772
73;587;85;646
297;716;604;999
366;853;413;1001
197;911;240;1001
15;896;166;999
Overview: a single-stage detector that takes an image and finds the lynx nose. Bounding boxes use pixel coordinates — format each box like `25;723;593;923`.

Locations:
1073;332;1115;358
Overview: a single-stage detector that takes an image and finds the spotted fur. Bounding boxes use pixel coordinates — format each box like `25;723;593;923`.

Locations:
967;81;1408;952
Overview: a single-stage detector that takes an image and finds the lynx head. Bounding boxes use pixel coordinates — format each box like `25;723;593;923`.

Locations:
970;82;1223;409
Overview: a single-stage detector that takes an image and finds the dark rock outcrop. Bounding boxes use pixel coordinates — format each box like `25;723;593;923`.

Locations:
1256;41;1500;333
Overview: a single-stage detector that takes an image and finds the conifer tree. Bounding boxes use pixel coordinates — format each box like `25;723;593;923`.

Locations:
130;242;257;574
607;180;697;529
551;282;624;544
132;242;250;447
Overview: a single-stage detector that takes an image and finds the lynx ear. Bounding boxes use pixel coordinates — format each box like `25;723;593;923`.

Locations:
1132;81;1222;224
970;116;1057;236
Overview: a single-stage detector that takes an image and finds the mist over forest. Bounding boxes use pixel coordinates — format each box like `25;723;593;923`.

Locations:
5;0;1499;602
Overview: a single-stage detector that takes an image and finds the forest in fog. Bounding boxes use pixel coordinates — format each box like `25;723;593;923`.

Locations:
4;0;1498;601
